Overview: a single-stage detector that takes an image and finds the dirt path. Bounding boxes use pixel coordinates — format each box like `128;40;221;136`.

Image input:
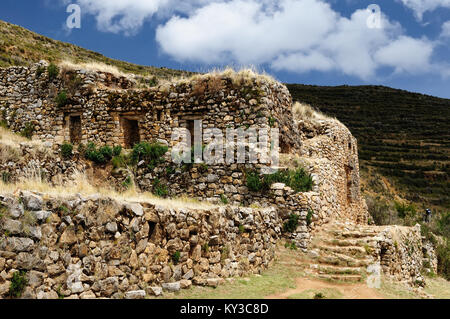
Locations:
266;277;385;299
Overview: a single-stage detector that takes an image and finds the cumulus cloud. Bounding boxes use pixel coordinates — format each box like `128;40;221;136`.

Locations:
156;0;441;79
396;0;450;20
441;20;450;37
64;0;446;79
68;0;218;35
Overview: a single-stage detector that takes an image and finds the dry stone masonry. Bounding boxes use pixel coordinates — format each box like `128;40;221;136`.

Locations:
0;191;279;299
0;61;437;298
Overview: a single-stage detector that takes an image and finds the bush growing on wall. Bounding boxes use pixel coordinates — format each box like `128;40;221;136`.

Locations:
131;141;168;169
246;167;314;193
283;213;299;233
47;63;59;80
60;142;73;159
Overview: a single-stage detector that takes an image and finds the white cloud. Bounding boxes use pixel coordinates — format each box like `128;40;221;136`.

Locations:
397;0;450;20
70;0;218;35
374;36;434;73
441;20;450;37
156;0;441;79
65;0;446;80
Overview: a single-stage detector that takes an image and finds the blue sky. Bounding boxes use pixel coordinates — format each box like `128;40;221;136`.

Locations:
1;0;449;98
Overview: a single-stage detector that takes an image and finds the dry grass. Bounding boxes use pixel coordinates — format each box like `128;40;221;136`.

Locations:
59;60;133;79
0;169;216;211
292;102;333;122
171;67;277;88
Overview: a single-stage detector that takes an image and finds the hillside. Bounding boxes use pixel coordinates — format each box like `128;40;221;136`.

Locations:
287;84;450;214
0;20;192;80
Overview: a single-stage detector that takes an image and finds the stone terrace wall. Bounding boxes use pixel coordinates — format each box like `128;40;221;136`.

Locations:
0;191;280;299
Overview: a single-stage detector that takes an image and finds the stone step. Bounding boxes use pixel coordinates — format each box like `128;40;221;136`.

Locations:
310;264;364;275
320;238;379;248
311;244;368;257
315;274;364;283
330;230;380;239
317;253;372;268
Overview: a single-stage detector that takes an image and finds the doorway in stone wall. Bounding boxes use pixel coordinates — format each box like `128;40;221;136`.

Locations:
69;115;82;144
122;117;140;148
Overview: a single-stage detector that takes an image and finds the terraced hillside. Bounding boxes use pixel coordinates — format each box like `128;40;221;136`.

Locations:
0;20;192;80
287;84;450;213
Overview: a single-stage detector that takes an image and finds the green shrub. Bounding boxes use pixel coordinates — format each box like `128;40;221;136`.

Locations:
9;270;27;298
172;251;181;265
60;142;73;159
246;171;263;192
394;201;416;219
283;213;299;233
152;178;168;198
239;225;245;234
246;168;313;194
85;142;106;164
99;145;113;161
19;122;34;139
47;63;59;80
122;176;133;190
436;239;450;280
306;209;314;226
131;141;168;168
220;194;229;205
112;155;126;169
112;145;122;157
36;66;45;78
55;90;69;107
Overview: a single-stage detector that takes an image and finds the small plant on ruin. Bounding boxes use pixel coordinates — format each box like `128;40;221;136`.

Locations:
112;155;126;169
47;63;59;80
238;225;245;234
246;168;313;194
60;142;73;159
283;213;299;233
2;172;11;184
36;66;45;78
268;116;276;127
246;171;263;192
202;243;209;253
152;178;168;198
131;141;168;169
84;142;109;164
55;90;69;107
122;176;133;190
99;145;113;161
306;209;314;226
19;122;34;139
220;194;229;205
172;251;181;265
9;270;27;298
112;145;122;157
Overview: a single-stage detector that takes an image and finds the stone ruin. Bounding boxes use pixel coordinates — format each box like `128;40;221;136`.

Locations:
0;61;437;298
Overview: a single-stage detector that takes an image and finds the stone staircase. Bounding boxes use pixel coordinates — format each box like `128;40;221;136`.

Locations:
299;221;382;283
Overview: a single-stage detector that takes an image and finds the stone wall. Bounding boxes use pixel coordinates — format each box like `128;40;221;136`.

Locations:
377;225;425;286
0;61;369;252
0;191;280;299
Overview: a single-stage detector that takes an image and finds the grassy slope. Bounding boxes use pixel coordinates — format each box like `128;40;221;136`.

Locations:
0;20;192;80
287;84;450;213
